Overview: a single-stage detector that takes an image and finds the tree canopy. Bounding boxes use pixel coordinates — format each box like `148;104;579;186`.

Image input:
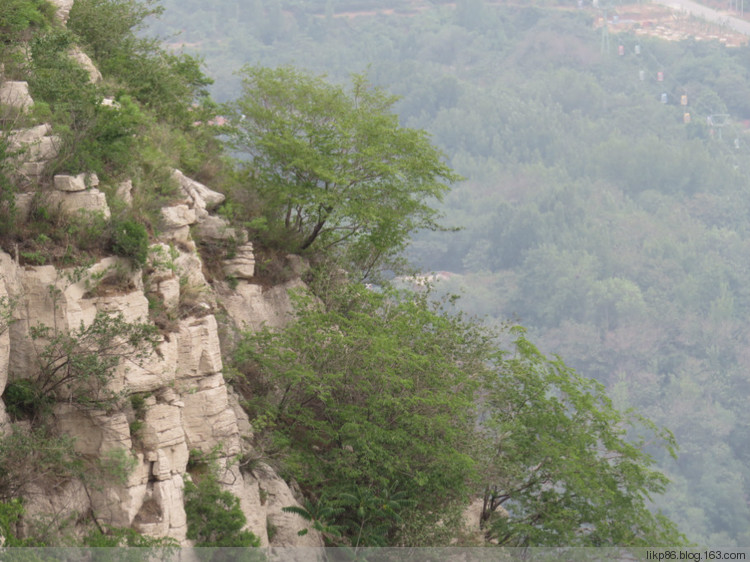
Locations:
234;284;683;547
228;66;459;273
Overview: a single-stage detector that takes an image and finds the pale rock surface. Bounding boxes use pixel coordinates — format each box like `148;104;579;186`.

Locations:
0;271;10;395
172;169;225;221
69;48;102;83
10;123;52;145
48;0;75;23
141;403;190;480
176;315;223;380
8;123;59;180
116;179;134;207
182;377;240;455
54;172;99;192
194;215;237;241
10;124;59;161
22;480;91;530
222;278;305;332
133;476;187;542
50;188;111;218
223;242;256;280
54;405;133;455
0;239;316;546
157;276;180;310
0;81;33;111
255;463;324;547
161;204;197;230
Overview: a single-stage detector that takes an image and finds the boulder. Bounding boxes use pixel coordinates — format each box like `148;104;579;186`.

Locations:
255;463;324;547
172;169;225;221
49;188;111;218
194;215;237;241
69;48;102;83
0;81;33;111
222;278;305;333
54;172;99;192
223;242;255;280
9;124;51;144
161;205;197;229
116;179;134;207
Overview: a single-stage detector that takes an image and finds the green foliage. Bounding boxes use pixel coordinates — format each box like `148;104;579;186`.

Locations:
479;328;684;546
20;311;158;421
228;66;458;273
236;282;684;547
235;284;484;539
184;471;260;547
83;525;178;547
69;0;214;125
0;137;18;237
282;496;343;542
0;0;54;39
0;426;83;502
110;218;149;266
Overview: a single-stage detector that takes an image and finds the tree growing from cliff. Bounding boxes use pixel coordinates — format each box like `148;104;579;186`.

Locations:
228;66;459;274
4;311;158;423
235;283;684;547
479;328;684;546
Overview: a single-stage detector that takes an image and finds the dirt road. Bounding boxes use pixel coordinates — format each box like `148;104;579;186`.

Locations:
653;0;750;35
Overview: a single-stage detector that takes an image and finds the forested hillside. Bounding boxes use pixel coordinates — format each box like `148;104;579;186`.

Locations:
147;0;750;546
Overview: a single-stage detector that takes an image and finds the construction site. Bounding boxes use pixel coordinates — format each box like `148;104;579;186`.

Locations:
594;2;749;47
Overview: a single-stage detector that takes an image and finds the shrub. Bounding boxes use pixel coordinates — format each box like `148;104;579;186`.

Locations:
24;311;158;420
0;426;83;502
184;471;260;547
110;219;149;266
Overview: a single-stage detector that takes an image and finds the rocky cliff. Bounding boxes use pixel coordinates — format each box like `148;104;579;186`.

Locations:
0;170;321;546
0;1;320;543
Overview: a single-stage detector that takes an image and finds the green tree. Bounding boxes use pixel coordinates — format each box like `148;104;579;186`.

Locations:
228;66;459;274
184;471;260;547
5;311;158;423
479;328;684;547
236;283;681;547
234;284;486;544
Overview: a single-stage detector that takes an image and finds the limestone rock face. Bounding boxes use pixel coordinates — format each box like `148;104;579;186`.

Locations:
69;48;102;83
8;124;60;181
0;81;33;111
222;278;305;333
255;464;324;547
0;224;320;546
223;242;255;280
54;173;99;192
194;215;236;241
48;0;75;23
172;169;225;221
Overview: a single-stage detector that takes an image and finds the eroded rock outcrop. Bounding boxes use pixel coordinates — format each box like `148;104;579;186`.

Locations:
7;123;60;181
0;170;319;545
0;81;33;112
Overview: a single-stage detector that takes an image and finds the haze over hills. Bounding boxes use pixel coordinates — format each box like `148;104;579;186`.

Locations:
146;0;750;546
